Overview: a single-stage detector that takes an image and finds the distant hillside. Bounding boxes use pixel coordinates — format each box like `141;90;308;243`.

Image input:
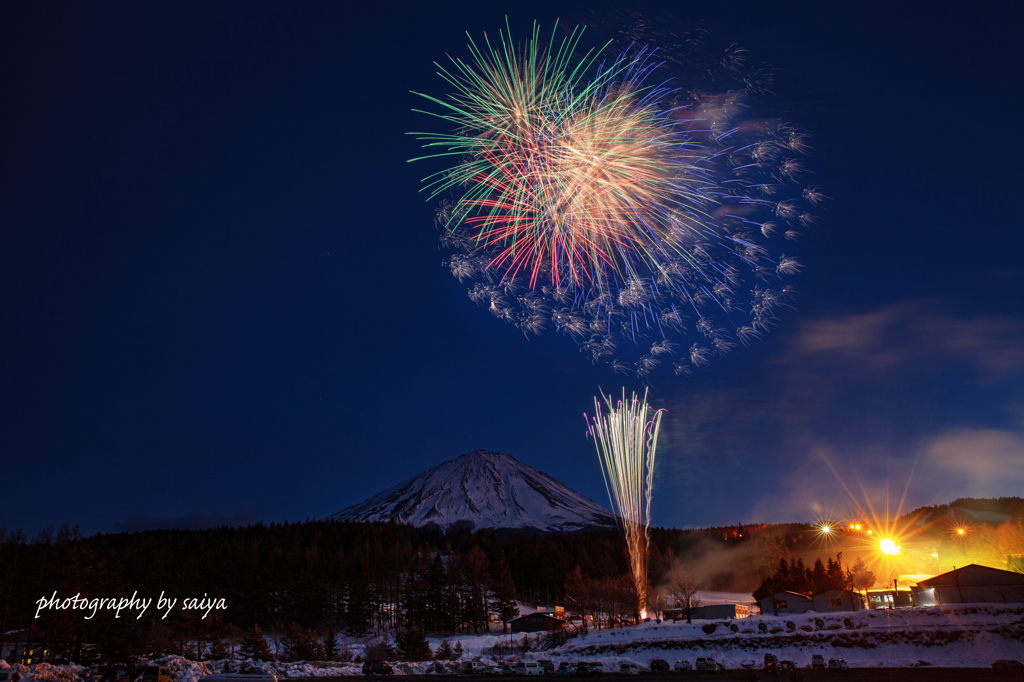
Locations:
903;497;1024;525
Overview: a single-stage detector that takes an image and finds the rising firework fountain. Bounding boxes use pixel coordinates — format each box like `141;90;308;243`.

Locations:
586;389;664;619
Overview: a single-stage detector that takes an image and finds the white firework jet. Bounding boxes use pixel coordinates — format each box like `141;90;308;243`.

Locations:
585;389;665;619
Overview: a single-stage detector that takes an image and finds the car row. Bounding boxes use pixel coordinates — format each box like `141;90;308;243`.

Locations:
763;653;848;672
334;654;1024;679
469;659;718;676
362;661;394;677
454;653;854;678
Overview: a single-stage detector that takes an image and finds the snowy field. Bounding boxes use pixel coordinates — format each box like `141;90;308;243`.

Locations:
2;602;1021;682
547;603;1024;670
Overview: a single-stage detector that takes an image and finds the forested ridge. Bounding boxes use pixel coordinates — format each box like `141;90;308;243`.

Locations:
0;519;775;664
3;495;1020;665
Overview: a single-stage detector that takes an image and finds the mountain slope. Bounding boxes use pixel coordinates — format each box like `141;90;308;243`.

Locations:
327;449;615;533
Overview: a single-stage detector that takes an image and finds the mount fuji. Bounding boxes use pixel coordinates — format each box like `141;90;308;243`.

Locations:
327;449;616;533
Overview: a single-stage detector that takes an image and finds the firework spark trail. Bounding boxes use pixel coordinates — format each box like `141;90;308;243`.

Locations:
412;20;816;375
586;389;664;618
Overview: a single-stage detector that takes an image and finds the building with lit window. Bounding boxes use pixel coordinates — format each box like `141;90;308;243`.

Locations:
910;564;1024;605
865;588;913;609
509;612;566;633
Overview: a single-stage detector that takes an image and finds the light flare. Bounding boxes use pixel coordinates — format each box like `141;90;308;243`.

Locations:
879;538;902;556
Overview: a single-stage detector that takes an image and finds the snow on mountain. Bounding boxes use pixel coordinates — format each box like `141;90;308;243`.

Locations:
327;449;616;533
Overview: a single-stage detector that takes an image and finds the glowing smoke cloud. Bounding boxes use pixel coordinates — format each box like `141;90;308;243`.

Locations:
586;389;664;618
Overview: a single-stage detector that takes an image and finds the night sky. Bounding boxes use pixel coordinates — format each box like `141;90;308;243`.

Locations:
3;1;1023;537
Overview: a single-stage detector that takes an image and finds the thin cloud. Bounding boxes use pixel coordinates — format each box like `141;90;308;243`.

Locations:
920;428;1024;495
790;301;1024;379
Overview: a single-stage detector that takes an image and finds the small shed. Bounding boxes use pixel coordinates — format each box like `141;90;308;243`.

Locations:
811;589;865;612
912;564;1024;605
510;612;566;633
702;603;750;619
760;591;813;615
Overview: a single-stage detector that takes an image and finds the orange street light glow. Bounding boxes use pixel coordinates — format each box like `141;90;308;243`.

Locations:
880;538;901;555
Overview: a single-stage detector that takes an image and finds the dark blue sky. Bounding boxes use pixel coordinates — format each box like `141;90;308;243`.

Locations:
3;1;1023;536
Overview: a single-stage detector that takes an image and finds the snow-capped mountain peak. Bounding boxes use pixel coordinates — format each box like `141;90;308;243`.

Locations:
327;449;615;533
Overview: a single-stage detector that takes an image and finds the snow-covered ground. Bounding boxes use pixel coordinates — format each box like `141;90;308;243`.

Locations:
3;602;1021;681
541;603;1024;670
430;602;1024;671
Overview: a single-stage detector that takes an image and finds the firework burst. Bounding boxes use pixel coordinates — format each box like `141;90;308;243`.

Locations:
412;20;817;376
585;389;664;618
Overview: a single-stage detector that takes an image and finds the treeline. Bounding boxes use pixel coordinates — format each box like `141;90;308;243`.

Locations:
0;519;776;665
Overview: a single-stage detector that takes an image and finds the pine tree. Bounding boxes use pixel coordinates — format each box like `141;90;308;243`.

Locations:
434;639;454;661
489;554;519;634
225;624;245;661
364;637;396;662
345;569;373;636
460;547;491;633
811;557;827;593
396;626;432;661
453;641;464;660
425;554;448;632
322;628;338;661
402;553;431;630
240;625;275;661
210;635;229;660
284;622;325;661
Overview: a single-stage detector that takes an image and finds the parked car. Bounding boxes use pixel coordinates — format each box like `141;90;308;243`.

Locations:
482;667;500;676
96;668;128;682
538;661;555;674
649;660;670;672
141;668;170;682
826;659;849;671
556;663;577;677
362;662;394;677
992;660;1023;676
577;662;603;677
673;661;691;672
501;665;517;676
694;658;723;673
465;662;488;674
517;663;543;677
811;655;825;669
619;663;639;676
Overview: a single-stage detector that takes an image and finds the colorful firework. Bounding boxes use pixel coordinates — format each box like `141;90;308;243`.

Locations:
412;20;816;376
585;389;664;618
